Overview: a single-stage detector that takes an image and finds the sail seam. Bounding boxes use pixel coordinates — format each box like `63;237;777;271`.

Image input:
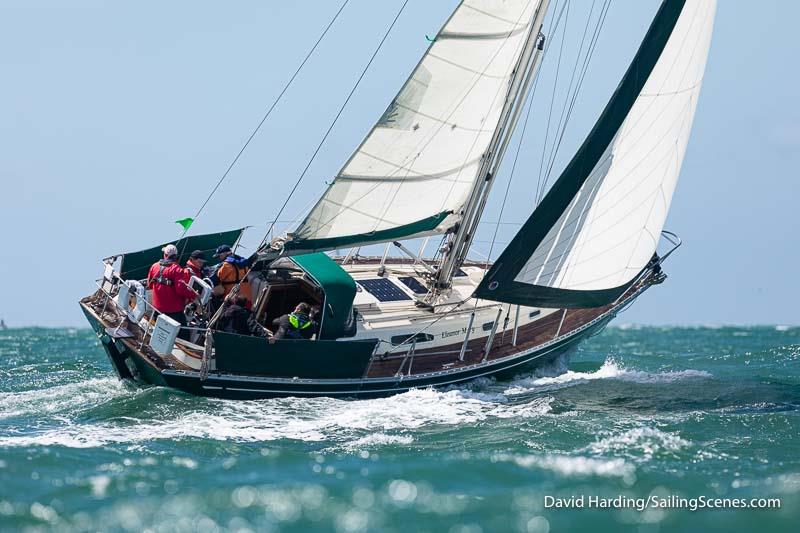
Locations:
426;52;509;79
462;3;532;25
390;101;495;132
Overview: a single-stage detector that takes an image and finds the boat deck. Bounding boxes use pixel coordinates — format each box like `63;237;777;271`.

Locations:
81;291;199;372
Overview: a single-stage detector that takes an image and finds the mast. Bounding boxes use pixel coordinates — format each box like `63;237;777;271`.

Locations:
435;0;551;289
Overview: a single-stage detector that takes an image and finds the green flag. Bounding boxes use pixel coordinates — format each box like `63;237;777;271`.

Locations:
175;217;194;231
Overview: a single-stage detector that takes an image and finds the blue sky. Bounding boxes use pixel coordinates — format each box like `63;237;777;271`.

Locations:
0;0;797;327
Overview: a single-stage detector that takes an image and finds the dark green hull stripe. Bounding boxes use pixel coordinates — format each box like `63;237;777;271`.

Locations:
284;211;450;253
475;0;685;308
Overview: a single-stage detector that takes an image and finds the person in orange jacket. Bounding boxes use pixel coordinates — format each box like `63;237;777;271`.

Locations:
210;245;255;308
147;244;198;338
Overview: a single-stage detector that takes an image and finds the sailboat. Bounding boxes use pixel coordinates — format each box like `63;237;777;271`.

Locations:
80;0;716;399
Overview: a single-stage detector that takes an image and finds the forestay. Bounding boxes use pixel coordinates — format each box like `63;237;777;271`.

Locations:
285;0;542;254
476;0;716;308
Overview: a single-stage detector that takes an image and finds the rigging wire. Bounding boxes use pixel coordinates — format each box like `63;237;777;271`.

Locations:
483;75;539;269
536;0;611;204
257;0;411;252
179;0;350;242
204;0;410;332
534;0;570;205
541;0;599;181
541;0;612;189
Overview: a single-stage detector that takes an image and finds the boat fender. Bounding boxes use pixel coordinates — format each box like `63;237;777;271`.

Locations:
188;276;213;306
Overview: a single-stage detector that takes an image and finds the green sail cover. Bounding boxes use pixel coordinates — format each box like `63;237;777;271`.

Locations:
475;0;704;308
291;253;357;340
282;211;450;255
117;228;245;281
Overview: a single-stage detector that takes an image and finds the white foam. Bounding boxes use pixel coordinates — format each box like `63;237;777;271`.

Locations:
0;386;554;449
586;427;690;459
492;453;635;478
343;433;415;449
504;358;711;395
0;358;708;450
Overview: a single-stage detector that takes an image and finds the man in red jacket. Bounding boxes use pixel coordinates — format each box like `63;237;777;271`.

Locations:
147;244;198;339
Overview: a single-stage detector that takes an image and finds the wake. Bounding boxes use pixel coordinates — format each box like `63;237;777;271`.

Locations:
0;356;711;450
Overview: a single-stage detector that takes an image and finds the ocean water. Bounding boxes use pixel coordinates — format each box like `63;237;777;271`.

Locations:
1;326;798;532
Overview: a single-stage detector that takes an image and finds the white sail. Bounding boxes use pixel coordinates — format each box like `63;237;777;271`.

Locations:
478;0;716;307
286;0;542;252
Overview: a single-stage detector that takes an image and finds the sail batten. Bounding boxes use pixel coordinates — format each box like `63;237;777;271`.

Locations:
475;0;716;308
285;0;543;255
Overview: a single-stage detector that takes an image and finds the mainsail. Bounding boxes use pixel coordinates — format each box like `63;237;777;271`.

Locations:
476;0;716;308
284;0;544;254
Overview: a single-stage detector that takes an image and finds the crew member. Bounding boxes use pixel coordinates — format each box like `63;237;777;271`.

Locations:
270;302;315;343
185;250;208;279
217;296;266;336
210;244;254;308
147;244;198;339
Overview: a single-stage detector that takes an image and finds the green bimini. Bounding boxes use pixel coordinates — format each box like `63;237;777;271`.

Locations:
290;252;356;340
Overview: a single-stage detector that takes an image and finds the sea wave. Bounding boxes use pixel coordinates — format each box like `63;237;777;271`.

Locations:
342;433;415;450
0;377;128;420
503;358;711;395
586;426;690;460
491;452;636;479
0;385;554;449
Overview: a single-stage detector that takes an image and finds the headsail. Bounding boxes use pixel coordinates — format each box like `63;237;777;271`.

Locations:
475;0;716;307
284;0;543;254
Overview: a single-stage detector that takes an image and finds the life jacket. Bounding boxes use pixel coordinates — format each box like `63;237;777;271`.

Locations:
286;312;312;338
216;256;252;307
148;261;197;314
150;260;174;286
219;263;243;286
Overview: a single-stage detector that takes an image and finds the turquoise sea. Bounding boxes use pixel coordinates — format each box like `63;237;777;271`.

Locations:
1;326;798;532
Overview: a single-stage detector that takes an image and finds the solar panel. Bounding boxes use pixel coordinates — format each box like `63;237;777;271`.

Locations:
358;278;412;302
398;276;428;294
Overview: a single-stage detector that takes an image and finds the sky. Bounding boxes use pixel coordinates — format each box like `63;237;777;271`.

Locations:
0;0;797;327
